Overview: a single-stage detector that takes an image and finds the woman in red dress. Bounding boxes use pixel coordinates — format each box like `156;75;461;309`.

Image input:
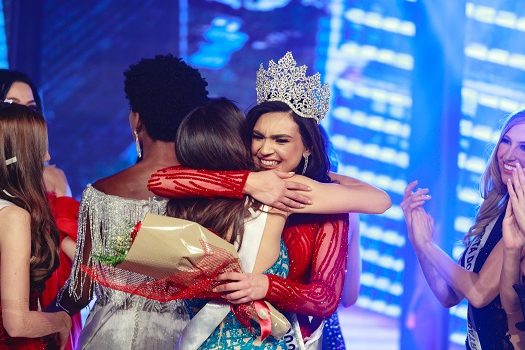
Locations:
148;52;391;348
0;103;71;349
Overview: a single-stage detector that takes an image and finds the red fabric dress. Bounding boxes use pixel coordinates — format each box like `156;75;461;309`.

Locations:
148;166;349;337
41;194;82;350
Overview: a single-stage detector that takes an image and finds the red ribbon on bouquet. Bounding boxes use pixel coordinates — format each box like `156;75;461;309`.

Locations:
83;214;289;340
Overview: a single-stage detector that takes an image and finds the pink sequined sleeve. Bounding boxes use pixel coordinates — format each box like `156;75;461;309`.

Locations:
265;214;349;317
147;166;249;199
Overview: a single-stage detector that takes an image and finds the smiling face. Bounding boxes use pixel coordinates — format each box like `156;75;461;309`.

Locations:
251;111;310;172
5;82;38;110
497;123;525;185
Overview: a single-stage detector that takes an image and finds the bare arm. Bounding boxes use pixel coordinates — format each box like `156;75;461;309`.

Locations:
44;166;72;197
246;171;391;214
148;166;391;214
501;179;525;348
403;180;502;308
402;181;463;307
0;206;70;347
60;237;76;262
329;172;391;213
341;213;361;307
411;238;463;307
287;174;391;214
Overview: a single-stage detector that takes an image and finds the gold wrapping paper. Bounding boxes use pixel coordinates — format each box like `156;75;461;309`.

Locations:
117;213;291;339
118;213;238;279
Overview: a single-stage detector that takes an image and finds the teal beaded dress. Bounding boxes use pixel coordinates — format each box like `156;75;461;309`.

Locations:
190;240;289;350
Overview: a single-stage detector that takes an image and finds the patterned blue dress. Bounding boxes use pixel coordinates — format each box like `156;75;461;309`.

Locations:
190;240;289;350
322;312;346;349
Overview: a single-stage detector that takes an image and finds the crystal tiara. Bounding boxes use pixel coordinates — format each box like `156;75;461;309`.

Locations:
256;52;330;123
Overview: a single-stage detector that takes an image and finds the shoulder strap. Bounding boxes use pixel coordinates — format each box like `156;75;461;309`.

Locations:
0;198;13;210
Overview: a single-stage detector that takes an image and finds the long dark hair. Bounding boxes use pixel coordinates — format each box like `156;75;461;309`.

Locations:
0;69;42;111
167;98;257;247
0;103;59;286
245;101;331;183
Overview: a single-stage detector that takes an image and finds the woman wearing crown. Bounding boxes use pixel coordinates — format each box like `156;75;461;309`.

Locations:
148;52;391;349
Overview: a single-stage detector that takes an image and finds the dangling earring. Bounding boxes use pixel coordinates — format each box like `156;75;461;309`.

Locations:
301;154;309;175
134;130;142;159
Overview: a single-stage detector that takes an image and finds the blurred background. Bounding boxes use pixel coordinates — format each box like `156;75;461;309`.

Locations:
3;0;525;349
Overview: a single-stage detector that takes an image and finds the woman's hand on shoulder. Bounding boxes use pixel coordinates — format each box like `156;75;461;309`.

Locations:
244;170;312;212
213;272;269;304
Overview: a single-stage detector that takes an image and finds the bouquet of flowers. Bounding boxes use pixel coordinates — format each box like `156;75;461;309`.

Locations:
84;213;290;340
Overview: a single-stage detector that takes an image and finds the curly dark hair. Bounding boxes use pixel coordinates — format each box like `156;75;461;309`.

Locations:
124;54;209;142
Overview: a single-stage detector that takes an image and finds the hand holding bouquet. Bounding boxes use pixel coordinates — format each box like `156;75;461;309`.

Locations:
85;213;290;340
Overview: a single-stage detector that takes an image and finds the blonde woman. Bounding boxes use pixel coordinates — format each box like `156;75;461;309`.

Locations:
402;110;525;349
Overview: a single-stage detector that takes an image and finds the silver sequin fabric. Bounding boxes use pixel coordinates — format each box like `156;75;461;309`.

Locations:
64;185;189;350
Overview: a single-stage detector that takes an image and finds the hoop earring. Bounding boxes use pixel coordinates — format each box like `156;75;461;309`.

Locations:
134;130;142;159
301;154;309;175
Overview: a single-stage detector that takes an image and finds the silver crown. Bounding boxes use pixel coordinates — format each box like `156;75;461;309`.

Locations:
256;52;330;123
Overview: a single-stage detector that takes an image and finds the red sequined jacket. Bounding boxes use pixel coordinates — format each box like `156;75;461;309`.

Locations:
148;166;349;337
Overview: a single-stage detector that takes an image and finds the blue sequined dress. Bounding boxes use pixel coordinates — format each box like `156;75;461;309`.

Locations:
189;240;289;350
322;312;346;349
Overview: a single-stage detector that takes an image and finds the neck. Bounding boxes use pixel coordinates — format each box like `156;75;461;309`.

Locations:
141;139;179;167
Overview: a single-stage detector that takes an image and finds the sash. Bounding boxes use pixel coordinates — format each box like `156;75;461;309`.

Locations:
285;314;324;350
464;217;498;350
176;208;269;350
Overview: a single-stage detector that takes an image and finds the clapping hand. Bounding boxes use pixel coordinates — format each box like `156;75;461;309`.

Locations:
502;199;525;251
507;163;525;234
401;180;432;240
401;180;431;228
409;207;436;247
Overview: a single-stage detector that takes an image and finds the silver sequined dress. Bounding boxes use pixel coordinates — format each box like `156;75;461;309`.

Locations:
60;185;189;350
